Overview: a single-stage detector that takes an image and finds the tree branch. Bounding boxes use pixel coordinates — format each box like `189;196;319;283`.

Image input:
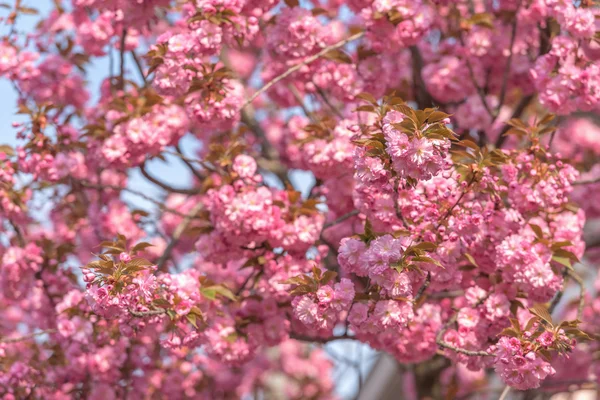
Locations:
157;201;205;272
290;332;354;343
494;94;534;148
322;210;360;230
409;45;435;109
140;163;199;195
1;329;57;344
566;269;585;320
175;144;206;181
129;308;167;318
241;31;364;109
495;2;522;117
436;314;493;357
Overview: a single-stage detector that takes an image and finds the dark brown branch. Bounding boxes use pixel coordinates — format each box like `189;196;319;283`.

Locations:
495;2;522;117
314;82;344;119
409;46;434;109
288;84;316;121
414;272;431;303
79;181;199;219
494;94;534;148
139;163;198;195
175;144;206;181
157;202;205;272
322;210;360;230
436;314;493;357
458;36;494;119
290;332;354;343
118;28;127;90
130;50;147;85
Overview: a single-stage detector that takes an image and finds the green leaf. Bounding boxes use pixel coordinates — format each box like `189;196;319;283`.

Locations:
201;285;237;302
464;253;479;267
186;313;198;328
551;255;573;270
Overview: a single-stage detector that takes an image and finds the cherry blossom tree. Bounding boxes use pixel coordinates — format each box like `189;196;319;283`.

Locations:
1;0;600;398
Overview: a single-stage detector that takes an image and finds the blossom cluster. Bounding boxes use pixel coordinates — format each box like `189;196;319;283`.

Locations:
2;0;600;398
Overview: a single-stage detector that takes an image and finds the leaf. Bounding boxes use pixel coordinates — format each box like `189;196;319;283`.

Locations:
355;105;376;113
186;313;198;328
153;298;171;308
283;0;299;7
127;257;154;267
201;285;237;302
166;309;177;320
553;248;578;261
412;242;437;251
551;241;572;250
0;144;15;156
524;316;539;332
551;255;573;270
321;271;338;285
529;304;553;326
539;113;556;126
498;327;519;338
427;111;451;123
458;140;479;150
324;49;352;64
466;12;494;29
464;253;479;267
131;242;155;253
290;285;313;296
529;224;544;239
356;92;377;105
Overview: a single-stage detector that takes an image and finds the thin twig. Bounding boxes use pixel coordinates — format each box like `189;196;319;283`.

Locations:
288;84;315;121
1;329;57;344
241;31;364;109
549;269;569;314
498;385;511;400
573;176;600;186
290;332;354;343
129;308;167;318
314;82;344;119
175;144;206;181
459;37;494;118
79;181;200;219
566;269;585;320
323;210;360;230
140;163;199;195
494;94;534;148
157;202;205;272
414;272;431;304
130;50;147;85
118;28;128;90
436;314;493;357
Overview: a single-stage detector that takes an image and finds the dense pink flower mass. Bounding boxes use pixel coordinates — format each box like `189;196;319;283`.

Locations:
1;0;600;398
